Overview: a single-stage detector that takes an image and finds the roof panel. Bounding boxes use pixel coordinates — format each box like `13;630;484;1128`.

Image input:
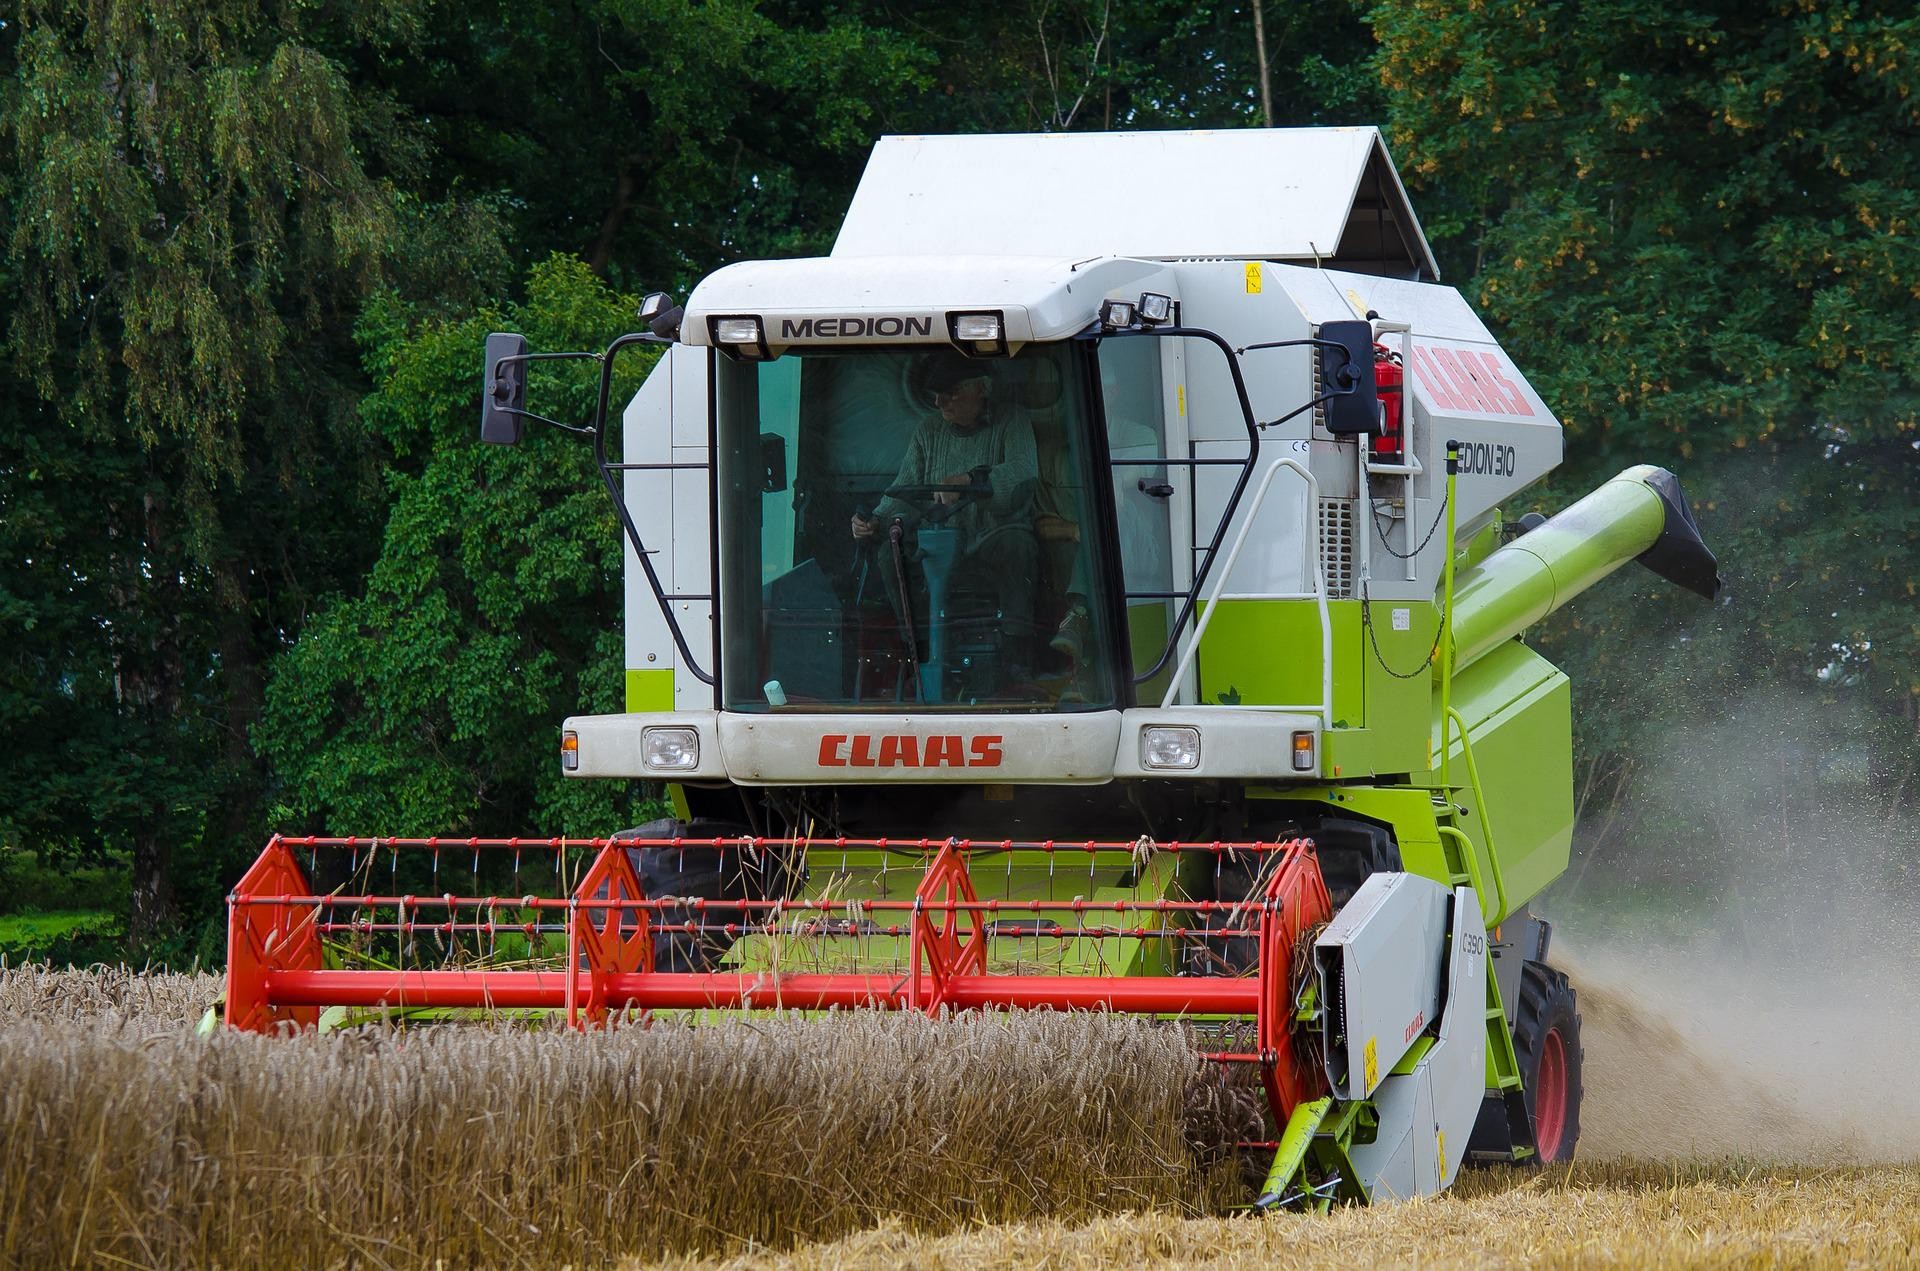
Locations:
832;128;1437;280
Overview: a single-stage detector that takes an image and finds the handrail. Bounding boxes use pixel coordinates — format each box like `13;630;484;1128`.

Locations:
1444;706;1510;924
1159;457;1330;722
1434;825;1488;922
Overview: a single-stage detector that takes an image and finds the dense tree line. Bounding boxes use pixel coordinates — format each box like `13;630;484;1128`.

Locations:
1;1;1913;960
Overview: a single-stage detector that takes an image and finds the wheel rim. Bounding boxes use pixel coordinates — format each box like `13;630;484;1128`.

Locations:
1534;1026;1568;1160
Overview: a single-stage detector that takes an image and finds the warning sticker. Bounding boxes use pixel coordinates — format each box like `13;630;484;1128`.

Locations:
1437;1128;1448;1179
1244;261;1263;294
1391;607;1411;632
1363;1036;1379;1092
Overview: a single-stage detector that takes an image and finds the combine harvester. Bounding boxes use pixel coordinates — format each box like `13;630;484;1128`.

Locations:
227;129;1718;1207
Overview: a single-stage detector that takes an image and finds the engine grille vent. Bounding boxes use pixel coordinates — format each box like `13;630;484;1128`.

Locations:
1318;498;1355;599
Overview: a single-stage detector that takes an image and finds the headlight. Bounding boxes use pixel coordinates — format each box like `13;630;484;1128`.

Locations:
642;726;700;772
1141;726;1200;770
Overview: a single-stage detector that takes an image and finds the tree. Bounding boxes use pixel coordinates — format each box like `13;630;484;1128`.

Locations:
1370;1;1920;896
256;257;647;837
0;0;499;952
337;0;933;293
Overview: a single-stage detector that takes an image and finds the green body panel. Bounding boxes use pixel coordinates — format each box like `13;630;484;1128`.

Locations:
1427;641;1573;917
1195;599;1437;777
625;667;674;712
1127;600;1173;703
1251;784;1451;891
723;846;1181;979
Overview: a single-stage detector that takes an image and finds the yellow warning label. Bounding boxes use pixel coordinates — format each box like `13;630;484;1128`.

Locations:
1176;384;1186;416
1345;287;1369;318
1437;1128;1448;1179
1244;261;1263;294
1363;1036;1379;1092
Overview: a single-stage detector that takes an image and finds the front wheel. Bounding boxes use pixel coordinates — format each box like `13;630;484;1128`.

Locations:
1516;960;1584;1163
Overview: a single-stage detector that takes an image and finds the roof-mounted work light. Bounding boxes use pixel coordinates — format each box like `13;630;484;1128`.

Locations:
1099;299;1137;330
947;310;1007;356
1136;292;1174;325
710;314;770;359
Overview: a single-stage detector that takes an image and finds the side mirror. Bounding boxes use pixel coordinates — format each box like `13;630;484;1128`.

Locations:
1318;319;1380;438
759;432;788;493
481;332;528;444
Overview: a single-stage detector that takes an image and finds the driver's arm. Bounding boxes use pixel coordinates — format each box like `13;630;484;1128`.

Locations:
982;415;1040;512
862;428;928;529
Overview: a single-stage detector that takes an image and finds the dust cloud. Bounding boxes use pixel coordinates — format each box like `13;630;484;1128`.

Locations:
1543;688;1920;1165
1560;938;1920;1163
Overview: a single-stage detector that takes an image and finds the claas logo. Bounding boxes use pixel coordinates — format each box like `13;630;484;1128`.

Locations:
817;734;1004;769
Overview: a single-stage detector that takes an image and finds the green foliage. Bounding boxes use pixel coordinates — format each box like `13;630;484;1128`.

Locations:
6;0;1918;963
0;0;501;953
256;258;648;836
1372;1;1920;887
1373;0;1920;457
351;0;933;290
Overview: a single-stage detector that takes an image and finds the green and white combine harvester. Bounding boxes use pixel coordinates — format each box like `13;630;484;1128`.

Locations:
226;128;1718;1207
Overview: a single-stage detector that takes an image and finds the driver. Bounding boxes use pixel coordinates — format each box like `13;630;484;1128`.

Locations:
850;350;1041;675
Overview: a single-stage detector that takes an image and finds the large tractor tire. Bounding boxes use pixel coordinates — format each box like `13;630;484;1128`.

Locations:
614;818;793;971
1309;816;1402;908
1516;960;1584;1163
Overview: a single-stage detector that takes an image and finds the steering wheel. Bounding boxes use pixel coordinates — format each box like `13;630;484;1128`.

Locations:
877;478;996;523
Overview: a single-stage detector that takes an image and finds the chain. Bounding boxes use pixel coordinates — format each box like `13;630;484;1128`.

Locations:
1371;485;1449;560
1360;580;1446;681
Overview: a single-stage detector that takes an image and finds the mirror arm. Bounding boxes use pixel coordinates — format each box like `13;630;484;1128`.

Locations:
590;333;718;687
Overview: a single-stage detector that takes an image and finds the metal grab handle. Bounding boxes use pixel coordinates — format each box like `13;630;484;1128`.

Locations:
1159;457;1329;721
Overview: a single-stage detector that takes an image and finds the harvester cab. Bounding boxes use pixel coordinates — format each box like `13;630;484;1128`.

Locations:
228;128;1719;1209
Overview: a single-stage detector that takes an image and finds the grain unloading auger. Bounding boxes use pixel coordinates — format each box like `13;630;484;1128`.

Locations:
227;129;1719;1207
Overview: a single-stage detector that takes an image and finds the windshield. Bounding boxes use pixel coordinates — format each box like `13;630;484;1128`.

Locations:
716;344;1123;712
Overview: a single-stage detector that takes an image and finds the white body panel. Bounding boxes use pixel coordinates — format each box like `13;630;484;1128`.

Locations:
623;344;718;709
1344;884;1490;1200
1315;872;1450;1100
566;709;1321;784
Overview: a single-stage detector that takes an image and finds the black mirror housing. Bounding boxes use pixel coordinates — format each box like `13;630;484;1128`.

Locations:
759;432;788;493
1318;319;1380;437
481;332;529;444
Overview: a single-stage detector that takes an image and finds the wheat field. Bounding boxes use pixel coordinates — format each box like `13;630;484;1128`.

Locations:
679;1163;1920;1269
5;964;1917;1269
0;965;1211;1266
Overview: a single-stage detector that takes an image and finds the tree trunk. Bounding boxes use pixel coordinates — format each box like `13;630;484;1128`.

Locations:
119;490;185;950
129;830;176;949
216;559;265;852
1252;0;1275;127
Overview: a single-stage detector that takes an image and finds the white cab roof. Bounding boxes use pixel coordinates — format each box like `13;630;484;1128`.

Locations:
683;254;1166;346
834;127;1438;280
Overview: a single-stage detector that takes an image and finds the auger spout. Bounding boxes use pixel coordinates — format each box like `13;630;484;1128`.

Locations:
1449;465;1720;670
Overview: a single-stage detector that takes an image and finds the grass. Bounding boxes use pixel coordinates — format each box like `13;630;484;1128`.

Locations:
0;910;118;955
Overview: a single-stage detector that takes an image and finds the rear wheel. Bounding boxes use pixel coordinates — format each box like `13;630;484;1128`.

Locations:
1516;961;1583;1163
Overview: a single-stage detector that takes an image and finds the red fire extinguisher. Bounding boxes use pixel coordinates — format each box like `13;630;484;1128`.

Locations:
1372;343;1405;461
